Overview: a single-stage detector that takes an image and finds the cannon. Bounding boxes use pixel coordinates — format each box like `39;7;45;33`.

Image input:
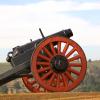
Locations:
0;28;87;92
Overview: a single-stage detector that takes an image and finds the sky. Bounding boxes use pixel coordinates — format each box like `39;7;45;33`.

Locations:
0;0;100;62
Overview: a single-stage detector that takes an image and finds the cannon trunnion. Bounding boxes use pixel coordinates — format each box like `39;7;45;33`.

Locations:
0;29;87;92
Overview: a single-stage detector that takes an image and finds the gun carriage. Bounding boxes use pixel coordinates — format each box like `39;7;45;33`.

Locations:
0;28;87;92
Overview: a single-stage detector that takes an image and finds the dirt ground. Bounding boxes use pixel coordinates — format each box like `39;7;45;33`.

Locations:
0;92;100;100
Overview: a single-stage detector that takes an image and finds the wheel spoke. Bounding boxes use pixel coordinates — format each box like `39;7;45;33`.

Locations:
66;48;76;58
28;74;33;78
65;72;75;82
30;80;36;85
50;42;56;55
48;73;56;85
69;63;82;67
43;89;47;92
43;47;53;58
57;74;60;87
68;55;80;62
26;75;32;79
62;43;69;55
37;62;49;66
61;73;68;87
38;54;50;61
41;70;53;80
57;42;61;54
36;85;40;90
37;67;51;73
68;68;80;76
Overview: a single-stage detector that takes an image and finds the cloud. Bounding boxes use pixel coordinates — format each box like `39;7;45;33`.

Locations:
24;0;100;12
0;0;100;48
77;2;100;10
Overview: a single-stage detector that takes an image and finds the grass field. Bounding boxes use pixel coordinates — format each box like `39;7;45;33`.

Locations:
0;92;100;100
0;63;11;74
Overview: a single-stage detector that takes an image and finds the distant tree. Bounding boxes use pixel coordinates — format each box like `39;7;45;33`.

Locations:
88;59;92;62
0;85;8;93
14;81;21;90
76;64;100;92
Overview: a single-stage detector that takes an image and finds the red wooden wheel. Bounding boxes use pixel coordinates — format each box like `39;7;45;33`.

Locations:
31;36;87;92
22;75;47;92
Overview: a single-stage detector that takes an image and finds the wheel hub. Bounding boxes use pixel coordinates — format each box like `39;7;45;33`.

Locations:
50;55;68;73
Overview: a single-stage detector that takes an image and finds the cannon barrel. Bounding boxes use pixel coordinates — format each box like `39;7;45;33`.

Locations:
0;29;73;86
12;28;73;57
7;29;73;67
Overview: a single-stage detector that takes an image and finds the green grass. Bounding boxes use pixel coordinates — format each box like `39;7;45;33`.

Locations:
87;60;100;67
0;63;11;74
